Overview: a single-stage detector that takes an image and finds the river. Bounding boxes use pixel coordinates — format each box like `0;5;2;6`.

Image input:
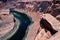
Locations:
8;9;32;40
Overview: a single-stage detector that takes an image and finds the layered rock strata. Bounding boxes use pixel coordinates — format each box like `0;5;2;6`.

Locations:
0;10;14;37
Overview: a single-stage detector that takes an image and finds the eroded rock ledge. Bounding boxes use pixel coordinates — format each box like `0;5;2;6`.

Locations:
0;9;14;37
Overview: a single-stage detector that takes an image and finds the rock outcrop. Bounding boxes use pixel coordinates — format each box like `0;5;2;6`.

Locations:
0;9;14;37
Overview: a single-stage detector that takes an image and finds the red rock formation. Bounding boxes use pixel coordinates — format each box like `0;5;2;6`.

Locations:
35;29;52;40
42;14;60;31
0;11;14;37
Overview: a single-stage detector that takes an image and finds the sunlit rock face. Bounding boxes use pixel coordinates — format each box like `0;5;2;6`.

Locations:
0;9;14;37
0;9;9;15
